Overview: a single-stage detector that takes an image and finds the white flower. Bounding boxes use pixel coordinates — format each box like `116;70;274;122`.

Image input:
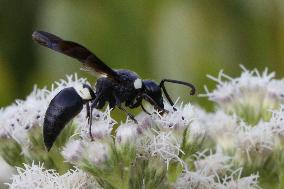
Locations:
194;150;232;177
269;105;284;138
7;163;101;189
0;105;20;138
0;157;13;184
204;67;275;102
153;100;195;132
267;79;284;99
174;170;215;189
204;110;239;152
15;86;49;128
234;121;274;166
62;139;111;167
188;106;208;141
175;168;259;189
77;106;116;140
48;74;90;101
0;86;49;152
62;140;84;163
215;168;259;189
202;66;283;124
116;121;139;144
146;130;184;168
83;141;110;166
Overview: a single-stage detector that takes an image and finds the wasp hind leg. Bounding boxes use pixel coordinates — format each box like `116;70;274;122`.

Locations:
88;92;107;140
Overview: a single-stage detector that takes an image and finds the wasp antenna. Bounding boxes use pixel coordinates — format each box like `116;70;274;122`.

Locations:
160;79;196;106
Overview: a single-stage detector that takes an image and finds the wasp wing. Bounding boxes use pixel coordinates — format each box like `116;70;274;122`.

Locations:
32;31;118;80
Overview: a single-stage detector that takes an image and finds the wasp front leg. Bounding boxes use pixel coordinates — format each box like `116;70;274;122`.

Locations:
118;105;138;124
127;95;151;115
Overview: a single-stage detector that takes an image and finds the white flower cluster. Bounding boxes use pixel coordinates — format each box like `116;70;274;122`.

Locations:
203;66;284;124
195;109;275;166
116;121;139;144
214;168;259;189
7;163;101;189
62;100;197;169
48;74;90;100
174;170;215;189
194;105;284;169
234;121;274;166
62;139;110;166
269;105;284;139
175;151;258;189
62;106;117;165
153;100;195;132
197;110;238;152
194;150;232;177
0;87;48;145
146;130;184;168
5;68;272;188
75;106;116;141
175;167;259;189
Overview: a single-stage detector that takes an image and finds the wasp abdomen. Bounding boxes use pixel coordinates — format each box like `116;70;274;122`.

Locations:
43;87;84;151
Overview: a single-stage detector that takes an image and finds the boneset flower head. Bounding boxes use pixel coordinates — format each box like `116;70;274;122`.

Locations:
234;121;274;167
115;121;139;144
202;110;239;153
0;87;48;141
62;140;84;163
147;130;185;168
194;150;232;177
152;100;195;132
174;170;215;189
76;106;116;141
203;66;284;124
3;70;271;188
7;163;100;189
269;105;284;139
215;168;259;189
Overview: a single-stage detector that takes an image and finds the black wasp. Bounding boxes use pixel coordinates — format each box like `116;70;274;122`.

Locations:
32;31;196;151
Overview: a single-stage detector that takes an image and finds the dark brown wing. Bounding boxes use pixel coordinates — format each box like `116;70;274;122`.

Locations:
32;31;118;80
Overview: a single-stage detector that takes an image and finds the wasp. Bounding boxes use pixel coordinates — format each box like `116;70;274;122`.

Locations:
32;31;195;151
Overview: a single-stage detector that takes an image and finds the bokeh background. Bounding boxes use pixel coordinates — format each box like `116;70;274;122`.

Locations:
1;0;284;111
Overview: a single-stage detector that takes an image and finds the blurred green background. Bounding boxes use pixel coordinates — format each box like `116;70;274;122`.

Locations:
0;0;284;110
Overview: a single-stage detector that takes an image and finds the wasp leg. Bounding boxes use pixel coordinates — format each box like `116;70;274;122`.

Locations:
128;95;151;115
141;104;151;115
86;102;95;139
88;92;104;140
128;96;142;109
141;93;169;114
118;106;138;124
86;102;91;120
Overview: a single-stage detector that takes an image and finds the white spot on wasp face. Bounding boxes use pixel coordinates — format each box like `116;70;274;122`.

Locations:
74;85;92;100
134;78;142;89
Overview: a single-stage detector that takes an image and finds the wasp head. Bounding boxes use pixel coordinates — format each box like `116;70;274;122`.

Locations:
143;80;164;110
